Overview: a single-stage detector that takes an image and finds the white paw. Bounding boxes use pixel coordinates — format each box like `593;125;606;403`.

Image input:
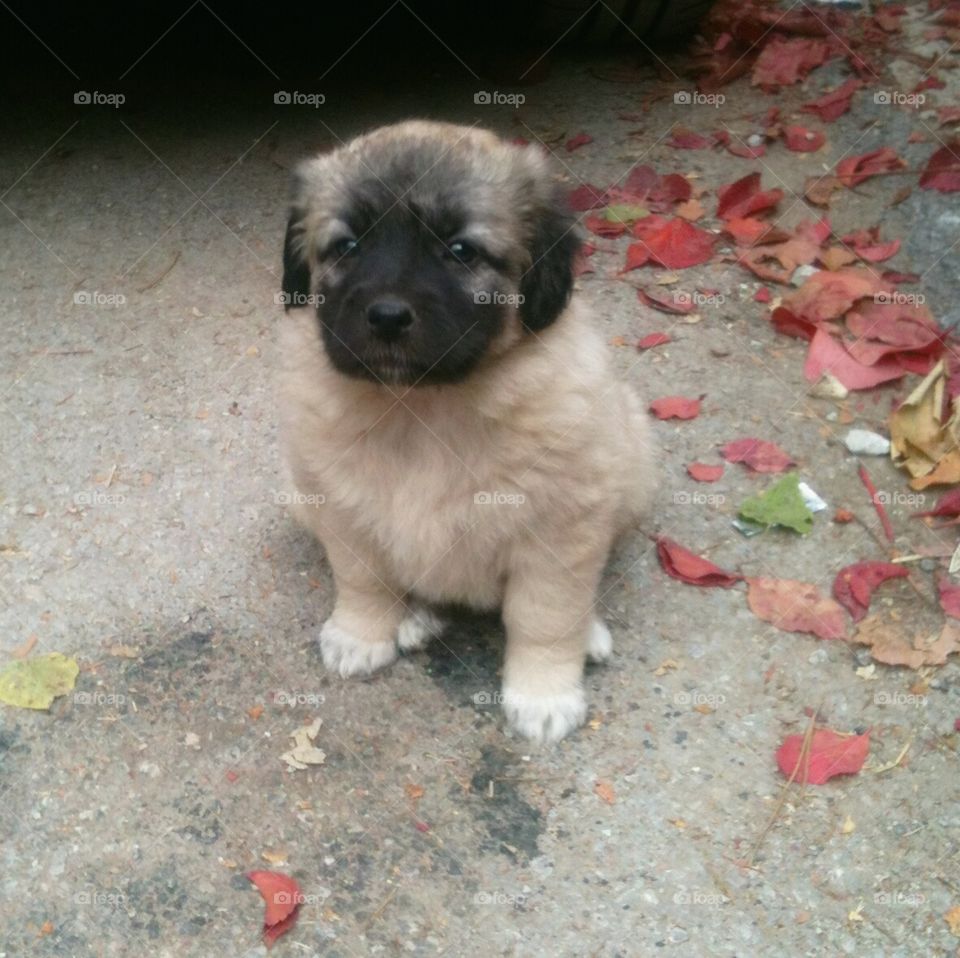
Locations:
587;618;613;663
501;684;587;744
397;606;445;652
319;620;397;678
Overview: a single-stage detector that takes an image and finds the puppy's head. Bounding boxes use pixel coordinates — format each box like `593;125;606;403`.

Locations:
282;121;580;387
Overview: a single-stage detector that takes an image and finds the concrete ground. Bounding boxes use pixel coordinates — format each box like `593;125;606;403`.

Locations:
2;4;959;957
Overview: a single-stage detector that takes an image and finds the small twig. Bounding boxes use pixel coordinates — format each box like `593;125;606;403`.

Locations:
136;249;181;293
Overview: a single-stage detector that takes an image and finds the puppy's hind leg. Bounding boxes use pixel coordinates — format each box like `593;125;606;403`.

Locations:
397;604;446;653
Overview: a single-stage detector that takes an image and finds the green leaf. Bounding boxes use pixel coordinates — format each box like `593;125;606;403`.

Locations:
603;203;650;224
0;653;79;710
738;472;814;535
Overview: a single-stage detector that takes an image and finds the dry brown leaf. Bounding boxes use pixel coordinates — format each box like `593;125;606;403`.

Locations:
676;197;705;221
594;779;616;804
891;361;960;482
819;247;858;271
853;614;960;669
945;905;960;937
405;783;425;801
804;174;842;207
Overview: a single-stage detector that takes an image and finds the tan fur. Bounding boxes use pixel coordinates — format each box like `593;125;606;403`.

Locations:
278;122;656;742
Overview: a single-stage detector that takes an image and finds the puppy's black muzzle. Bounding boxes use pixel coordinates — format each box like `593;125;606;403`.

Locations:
366;298;415;341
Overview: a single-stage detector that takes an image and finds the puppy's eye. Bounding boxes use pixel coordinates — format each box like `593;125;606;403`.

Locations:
331;237;358;258
446;240;479;265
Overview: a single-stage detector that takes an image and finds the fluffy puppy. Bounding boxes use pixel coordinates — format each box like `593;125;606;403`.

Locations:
278;120;655;742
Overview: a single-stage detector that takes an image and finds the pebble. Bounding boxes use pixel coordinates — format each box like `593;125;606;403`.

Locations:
792;264;818;286
844;429;890;456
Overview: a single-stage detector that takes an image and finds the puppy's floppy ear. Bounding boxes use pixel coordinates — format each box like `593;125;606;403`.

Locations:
281;205;310;311
518;191;581;332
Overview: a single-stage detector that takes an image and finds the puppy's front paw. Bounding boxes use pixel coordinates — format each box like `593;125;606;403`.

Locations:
501;684;587;744
587;618;613;662
319;620;397;678
397;606;445;652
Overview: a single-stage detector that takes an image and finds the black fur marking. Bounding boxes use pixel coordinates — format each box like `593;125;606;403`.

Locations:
281;208;311;310
518;194;581;332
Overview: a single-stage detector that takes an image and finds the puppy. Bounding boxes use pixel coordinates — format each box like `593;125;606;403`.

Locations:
278;120;655;742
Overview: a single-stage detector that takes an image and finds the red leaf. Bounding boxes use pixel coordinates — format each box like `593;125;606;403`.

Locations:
832;562;909;622
687;462;724;482
584;213;627;239
650;395;701;420
724;217;790;247
782;268;886;323
636;288;695;315
655;537;741;588
667;129;713;150
720;438;794;473
747;577;849;640
626;217;715;270
776;728;869;784
783;125;826;152
716;172;784;220
754;287;772;303
836;147;905;187
801;78;862;122
804;329;907;390
752;37;830;89
247;871;302;946
770;306;817;341
857;464;895;544
840;227;901;263
565;132;593;152
920;140;960;193
913;489;960;519
938;577;960;619
637;331;671;350
568;184;609;211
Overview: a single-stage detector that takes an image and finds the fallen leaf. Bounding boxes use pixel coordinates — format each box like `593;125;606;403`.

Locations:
636;332;671;350
776;728;868;784
594;779;616;804
650;396;702;420
636;288;694;315
565;132;593;152
913;489;960;519
783;125;826;152
836;147;905;187
405;783;425;801
854;615;960;668
891;361;960;481
716;172;783;220
247;870;302;948
804;329;907;391
604;203;650;225
801;78;862;122
945;905;960;936
747;577;848;640
656;537;742;588
0;653;79;710
752;37;830;89
568;184;609;211
667;128;713;150
804;174;842;207
920;140;960;193
832;562;910;622
280;718;326;771
10;635;38;659
721;438;795;473
739;472;814;534
687;462;724;482
625;217;716;270
834;509;855;523
938;577;960;619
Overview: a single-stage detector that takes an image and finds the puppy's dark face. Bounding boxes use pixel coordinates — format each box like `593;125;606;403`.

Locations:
282;122;581;387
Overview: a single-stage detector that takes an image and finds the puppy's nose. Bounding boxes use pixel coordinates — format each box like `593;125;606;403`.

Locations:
367;299;414;340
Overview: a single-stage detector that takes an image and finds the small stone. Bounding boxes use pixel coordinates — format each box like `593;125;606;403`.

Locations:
792;264;818;287
920;558;937;572
844;429;890;456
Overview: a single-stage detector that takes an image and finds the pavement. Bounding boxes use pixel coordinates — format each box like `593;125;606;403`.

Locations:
1;3;959;956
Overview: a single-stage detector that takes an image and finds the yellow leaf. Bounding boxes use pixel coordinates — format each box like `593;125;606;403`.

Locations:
0;653;79;710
